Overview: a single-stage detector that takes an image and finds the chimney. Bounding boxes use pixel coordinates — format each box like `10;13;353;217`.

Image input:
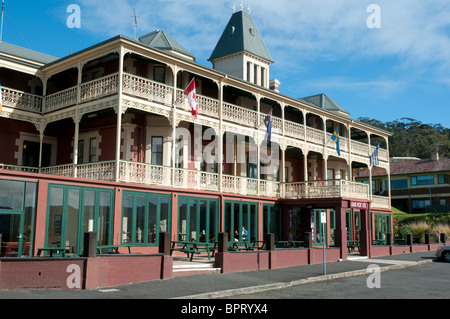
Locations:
432;152;440;161
269;79;280;92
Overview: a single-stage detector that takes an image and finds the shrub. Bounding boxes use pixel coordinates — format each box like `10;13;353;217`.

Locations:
395;224;412;239
409;221;431;244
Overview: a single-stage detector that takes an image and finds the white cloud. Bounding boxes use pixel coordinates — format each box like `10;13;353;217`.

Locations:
74;0;450;89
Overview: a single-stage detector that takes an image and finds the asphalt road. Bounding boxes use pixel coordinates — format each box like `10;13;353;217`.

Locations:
224;260;450;299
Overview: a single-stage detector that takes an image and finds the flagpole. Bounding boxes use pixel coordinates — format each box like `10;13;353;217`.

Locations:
1;0;4;42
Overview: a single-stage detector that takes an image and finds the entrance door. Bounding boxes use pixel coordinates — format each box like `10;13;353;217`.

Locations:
22;141;51;167
312;209;327;245
0;213;24;257
346;210;361;242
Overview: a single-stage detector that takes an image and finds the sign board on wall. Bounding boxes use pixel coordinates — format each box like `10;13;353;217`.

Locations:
350;201;368;210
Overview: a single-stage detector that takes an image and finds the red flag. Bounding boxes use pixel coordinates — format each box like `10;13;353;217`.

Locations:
184;77;198;117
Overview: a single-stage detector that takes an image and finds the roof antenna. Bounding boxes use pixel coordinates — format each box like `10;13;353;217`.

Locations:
1;0;4;42
132;8;138;39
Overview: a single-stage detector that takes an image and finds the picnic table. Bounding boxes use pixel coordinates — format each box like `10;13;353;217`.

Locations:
251;240;266;250
228;241;256;251
394;238;407;245
97;245;132;255
2;242;19;257
37;247;66;257
275;240;304;248
347;240;360;253
170;241;217;261
372;239;386;246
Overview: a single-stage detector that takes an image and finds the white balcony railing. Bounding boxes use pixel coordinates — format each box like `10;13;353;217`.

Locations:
175;89;219;118
44;87;77;112
2;75;387;166
281;179;370;201
1;87;42;113
223;102;258;128
0;162;390;208
123;73;173;106
80;73;119;102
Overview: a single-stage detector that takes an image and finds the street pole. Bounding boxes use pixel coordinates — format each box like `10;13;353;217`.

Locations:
321;211;326;275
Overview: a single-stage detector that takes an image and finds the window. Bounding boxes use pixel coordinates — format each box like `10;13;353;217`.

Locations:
412;199;431;209
151;136;163;165
438;174;449;184
0;179;37;257
77;132;100;163
89;138;97;163
121;191;171;245
373;213;391;244
263;204;281;241
260;67;265;87
390;179;408;189
246;62;251;82
178;196;218;243
78;140;85;164
247;156;257;179
224;200;258;243
45;184;114;256
254;64;258;84
411;175;434;186
327;169;335;180
154;66;165;83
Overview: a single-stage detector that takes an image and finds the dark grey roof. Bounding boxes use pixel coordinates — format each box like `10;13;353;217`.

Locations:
0;41;58;65
139;30;194;58
298;93;350;115
209;11;273;63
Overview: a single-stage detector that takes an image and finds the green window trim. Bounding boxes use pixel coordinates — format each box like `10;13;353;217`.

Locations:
224;200;258;243
45;184;114;256
0;179;37;257
373;213;391;244
177;196;219;243
263;204;281;241
121;191;171;246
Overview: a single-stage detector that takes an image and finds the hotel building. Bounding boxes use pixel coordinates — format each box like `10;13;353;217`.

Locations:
0;10;392;260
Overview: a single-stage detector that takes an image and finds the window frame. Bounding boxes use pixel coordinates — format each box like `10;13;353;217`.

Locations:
177;196;219;243
151;136;164;166
121;190;171;246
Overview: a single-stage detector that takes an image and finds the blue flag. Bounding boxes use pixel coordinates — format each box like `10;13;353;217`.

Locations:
264;109;273;144
331;128;340;156
370;145;379;166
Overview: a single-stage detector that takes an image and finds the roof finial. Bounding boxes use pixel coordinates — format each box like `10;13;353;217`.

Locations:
240;1;244;11
247;3;251;14
232;2;236;13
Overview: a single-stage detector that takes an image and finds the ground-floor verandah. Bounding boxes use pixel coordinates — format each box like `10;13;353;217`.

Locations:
0;169;393;262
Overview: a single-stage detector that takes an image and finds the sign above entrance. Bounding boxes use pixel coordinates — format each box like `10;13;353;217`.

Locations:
350;201;368;210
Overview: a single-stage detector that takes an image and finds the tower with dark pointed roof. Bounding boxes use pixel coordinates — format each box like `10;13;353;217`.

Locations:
209;9;273;88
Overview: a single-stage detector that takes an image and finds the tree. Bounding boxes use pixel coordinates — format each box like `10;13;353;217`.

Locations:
357;117;450;159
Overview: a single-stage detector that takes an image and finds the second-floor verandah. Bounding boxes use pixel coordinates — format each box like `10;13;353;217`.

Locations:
0;36;391;168
0;157;390;210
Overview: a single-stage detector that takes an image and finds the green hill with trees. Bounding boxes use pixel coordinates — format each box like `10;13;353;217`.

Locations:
357;117;450;159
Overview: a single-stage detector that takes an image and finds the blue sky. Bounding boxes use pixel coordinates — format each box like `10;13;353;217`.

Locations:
2;0;450;127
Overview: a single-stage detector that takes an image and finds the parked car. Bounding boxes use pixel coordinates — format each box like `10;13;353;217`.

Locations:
436;245;450;262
